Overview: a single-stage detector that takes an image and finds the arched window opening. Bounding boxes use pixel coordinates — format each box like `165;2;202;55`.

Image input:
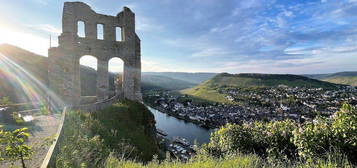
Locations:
108;57;124;97
97;24;104;40
79;55;97;97
115;27;122;41
77;21;85;37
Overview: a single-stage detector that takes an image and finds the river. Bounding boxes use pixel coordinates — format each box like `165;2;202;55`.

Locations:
147;106;214;144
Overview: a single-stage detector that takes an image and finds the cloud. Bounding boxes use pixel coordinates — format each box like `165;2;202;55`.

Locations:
34;0;48;5
25;24;61;35
136;16;164;32
164;36;236;59
210;24;233;33
192;47;234;58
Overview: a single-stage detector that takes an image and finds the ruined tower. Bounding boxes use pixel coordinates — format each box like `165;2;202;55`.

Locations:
48;2;142;107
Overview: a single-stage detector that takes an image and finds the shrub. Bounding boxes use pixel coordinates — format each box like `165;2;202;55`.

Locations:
207;120;298;160
292;117;334;159
56;111;110;168
11;112;24;124
39;104;49;115
207;104;356;164
0;127;33;168
265;120;297;160
207;123;267;157
0;97;11;106
331;104;357;163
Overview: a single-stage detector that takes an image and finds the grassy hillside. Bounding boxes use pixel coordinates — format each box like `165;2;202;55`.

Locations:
182;73;339;104
323;76;357;86
56;100;159;167
181;82;230;104
305;72;357;86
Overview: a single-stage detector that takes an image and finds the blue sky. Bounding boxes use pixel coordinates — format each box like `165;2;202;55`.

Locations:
0;0;357;74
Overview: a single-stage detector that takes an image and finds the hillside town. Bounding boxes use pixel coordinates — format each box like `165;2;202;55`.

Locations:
145;85;357;128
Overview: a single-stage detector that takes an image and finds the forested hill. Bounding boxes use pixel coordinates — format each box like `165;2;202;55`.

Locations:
205;73;338;89
181;73;340;104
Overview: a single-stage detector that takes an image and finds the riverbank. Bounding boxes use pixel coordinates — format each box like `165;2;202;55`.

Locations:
147;105;213;144
145;103;217;129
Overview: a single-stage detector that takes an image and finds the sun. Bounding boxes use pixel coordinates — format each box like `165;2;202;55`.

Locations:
0;27;49;56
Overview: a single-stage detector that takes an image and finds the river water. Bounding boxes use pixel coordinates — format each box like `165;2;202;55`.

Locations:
147;106;214;144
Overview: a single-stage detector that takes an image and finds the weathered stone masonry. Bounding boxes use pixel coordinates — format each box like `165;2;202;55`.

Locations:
48;2;142;107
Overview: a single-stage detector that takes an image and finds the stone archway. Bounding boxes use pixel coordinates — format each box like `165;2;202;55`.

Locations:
48;2;142;107
108;57;124;98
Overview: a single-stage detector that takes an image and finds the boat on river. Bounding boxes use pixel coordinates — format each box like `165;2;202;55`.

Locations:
173;136;190;146
157;128;168;136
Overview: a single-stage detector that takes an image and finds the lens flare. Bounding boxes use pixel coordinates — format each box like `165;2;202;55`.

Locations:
0;53;63;110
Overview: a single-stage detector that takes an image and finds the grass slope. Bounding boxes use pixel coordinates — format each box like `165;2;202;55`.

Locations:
305;71;357;86
89;100;159;161
182;73;338;104
56;100;159;167
323;76;357;86
105;153;350;168
181;81;230;104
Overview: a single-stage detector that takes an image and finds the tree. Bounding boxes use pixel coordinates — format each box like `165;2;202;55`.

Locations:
0;97;11;106
0;127;33;168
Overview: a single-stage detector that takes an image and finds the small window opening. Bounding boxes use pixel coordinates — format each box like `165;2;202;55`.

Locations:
97;24;104;40
116;27;122;41
77;21;85;37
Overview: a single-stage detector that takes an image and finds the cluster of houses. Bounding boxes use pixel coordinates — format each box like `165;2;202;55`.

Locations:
145;85;357;128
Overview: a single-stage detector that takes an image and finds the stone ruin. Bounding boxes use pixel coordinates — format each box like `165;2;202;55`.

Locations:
48;2;142;107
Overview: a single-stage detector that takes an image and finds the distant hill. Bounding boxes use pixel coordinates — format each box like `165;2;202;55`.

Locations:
204;73;338;88
141;75;196;91
305;71;357;86
142;72;216;84
182;73;339;103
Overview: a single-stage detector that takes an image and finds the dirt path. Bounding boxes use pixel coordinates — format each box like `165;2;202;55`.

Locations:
0;114;61;168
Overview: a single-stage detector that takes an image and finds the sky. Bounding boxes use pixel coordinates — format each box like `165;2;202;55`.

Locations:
0;0;357;74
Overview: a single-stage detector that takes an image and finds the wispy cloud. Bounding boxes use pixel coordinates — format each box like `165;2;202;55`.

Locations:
25;24;61;35
136;16;164;32
33;0;48;5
